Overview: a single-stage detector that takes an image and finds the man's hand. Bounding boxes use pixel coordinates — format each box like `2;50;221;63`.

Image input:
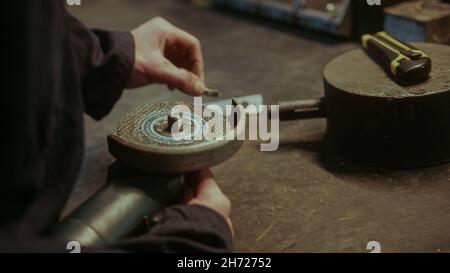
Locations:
183;169;233;235
128;17;206;96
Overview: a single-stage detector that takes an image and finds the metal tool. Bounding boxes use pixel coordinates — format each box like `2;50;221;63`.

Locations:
54;97;251;246
361;31;432;83
274;43;450;168
54;171;184;247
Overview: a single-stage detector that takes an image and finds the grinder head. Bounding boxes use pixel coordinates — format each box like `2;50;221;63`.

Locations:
108;101;244;174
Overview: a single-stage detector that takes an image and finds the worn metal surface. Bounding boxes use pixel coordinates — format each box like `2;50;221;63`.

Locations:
65;0;450;252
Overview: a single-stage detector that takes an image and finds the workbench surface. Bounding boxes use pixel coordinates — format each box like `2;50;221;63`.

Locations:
65;0;450;252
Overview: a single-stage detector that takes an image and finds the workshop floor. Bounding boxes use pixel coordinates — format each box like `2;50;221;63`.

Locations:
65;0;450;252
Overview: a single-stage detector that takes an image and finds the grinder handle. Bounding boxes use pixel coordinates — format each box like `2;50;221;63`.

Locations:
53;173;184;247
277;98;326;121
361;31;431;83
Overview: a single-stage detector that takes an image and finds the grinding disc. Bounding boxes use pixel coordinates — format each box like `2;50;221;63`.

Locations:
108;101;244;174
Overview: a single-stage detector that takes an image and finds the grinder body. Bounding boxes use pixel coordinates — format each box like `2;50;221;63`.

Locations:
54;172;184;246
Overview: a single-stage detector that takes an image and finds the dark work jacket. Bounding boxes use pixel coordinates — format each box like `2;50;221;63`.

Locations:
0;1;232;252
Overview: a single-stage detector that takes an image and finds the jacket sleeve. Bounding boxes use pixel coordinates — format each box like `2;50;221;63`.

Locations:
67;14;135;120
114;205;234;253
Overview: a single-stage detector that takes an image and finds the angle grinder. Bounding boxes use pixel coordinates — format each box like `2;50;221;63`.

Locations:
54;96;251;247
